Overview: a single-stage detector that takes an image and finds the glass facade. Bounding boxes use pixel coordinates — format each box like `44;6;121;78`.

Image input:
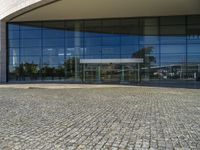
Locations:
7;15;200;84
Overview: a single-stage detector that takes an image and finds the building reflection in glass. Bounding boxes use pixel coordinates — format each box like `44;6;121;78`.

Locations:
8;16;200;83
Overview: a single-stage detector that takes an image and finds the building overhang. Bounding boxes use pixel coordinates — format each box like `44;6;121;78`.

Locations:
10;0;200;22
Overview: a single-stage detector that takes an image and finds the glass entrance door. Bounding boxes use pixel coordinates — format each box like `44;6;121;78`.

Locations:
83;64;99;83
123;63;139;83
101;64;121;83
82;63;140;84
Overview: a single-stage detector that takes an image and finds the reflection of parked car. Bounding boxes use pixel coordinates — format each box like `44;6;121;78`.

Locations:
197;72;200;81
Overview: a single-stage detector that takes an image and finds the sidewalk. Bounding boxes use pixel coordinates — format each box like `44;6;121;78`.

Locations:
0;83;132;89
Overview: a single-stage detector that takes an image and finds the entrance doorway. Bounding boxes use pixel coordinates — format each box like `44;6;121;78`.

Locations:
81;58;143;84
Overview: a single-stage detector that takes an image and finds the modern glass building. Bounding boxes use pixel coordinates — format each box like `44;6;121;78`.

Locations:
1;0;200;87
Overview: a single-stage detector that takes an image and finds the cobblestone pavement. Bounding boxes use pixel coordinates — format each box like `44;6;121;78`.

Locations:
0;86;200;150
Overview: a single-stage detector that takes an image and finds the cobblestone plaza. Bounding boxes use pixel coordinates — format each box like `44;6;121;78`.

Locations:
0;86;200;149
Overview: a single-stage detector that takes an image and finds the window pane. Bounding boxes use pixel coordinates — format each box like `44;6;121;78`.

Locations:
160;45;186;53
102;37;120;46
9;56;19;65
187;15;200;24
20;22;42;30
66;38;83;47
21;30;41;39
160;16;185;25
188;54;200;63
20;56;41;64
160;36;186;44
21;39;41;47
102;19;120;27
65;47;83;56
84;46;101;55
139;45;160;54
187;44;200;53
160;26;186;35
85;38;101;46
9;30;19;39
140;26;159;35
43;47;64;56
187;25;200;34
84;29;102;37
9;48;19;56
43;21;65;29
140;18;158;26
161;54;186;63
121;45;139;55
121;18;139;26
43;29;64;38
43;39;64;47
139;36;159;44
102;46;120;55
65;21;84;38
187;35;200;44
21;48;41;56
43;56;64;65
9;40;19;47
8;23;19;30
84;20;101;28
121;35;138;45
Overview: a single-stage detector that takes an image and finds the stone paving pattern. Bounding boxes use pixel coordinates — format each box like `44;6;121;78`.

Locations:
0;86;200;150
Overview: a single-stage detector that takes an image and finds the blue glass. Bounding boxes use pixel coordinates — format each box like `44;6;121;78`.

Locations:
160;36;186;44
121;35;139;45
84;46;101;55
66;30;84;38
102;37;120;46
84;31;102;38
9;56;19;65
84;55;101;59
102;46;120;55
9;48;19;56
187;44;200;53
43;39;64;47
121;45;139;55
20;23;41;30
43;29;64;38
139;36;159;44
85;38;101;46
43;56;64;65
21;39;41;47
161;54;186;64
9;30;19;39
9;39;19;47
20;56;41;64
21;48;41;56
8;24;19;30
160;45;186;54
102;55;120;59
188;54;200;63
66;38;83;47
187;35;200;44
139;45;160;54
43;47;64;56
21;30;41;39
65;47;83;56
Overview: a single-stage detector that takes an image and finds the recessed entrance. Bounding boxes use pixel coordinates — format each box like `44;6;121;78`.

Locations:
81;58;143;84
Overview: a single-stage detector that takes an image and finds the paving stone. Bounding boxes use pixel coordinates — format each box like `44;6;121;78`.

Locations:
0;87;199;149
